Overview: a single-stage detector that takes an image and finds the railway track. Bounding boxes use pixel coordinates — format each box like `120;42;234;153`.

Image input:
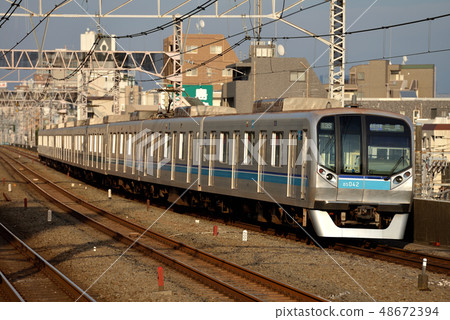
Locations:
0;148;325;302
3;145;40;162
0;223;95;302
332;243;450;275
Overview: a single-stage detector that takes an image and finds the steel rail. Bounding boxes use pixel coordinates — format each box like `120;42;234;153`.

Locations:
0;223;95;302
0;270;24;302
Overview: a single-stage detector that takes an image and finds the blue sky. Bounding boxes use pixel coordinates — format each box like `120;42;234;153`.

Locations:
1;0;450;94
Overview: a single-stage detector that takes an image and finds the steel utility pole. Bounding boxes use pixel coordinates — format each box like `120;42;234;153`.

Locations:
328;0;346;107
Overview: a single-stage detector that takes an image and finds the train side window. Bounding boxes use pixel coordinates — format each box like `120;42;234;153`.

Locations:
127;133;133;157
271;132;283;167
163;133;170;159
178;132;185;160
243;132;255;165
219;132;229;164
150;132;156;158
112;134;116;154
119;134;124;155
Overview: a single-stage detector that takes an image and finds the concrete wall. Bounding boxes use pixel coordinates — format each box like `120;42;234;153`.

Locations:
414;199;450;246
223;57;327;113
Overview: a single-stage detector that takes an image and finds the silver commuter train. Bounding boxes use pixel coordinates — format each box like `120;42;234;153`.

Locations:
37;107;413;239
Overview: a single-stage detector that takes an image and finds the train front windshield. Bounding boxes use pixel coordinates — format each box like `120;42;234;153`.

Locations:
318;115;412;176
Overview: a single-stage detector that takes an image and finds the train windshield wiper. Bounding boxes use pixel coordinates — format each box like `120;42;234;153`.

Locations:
384;155;404;180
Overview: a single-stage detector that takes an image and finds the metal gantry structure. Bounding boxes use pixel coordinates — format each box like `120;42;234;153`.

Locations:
0;0;346;145
328;0;345;106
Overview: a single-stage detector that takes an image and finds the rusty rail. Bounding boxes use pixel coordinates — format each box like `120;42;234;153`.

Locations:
0;222;95;302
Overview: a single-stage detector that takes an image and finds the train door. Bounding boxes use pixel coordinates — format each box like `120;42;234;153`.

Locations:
156;132;162;179
143;131;149;177
257;131;267;193
148;132;156;177
132;132;136;175
171;132;177;181
208;132;216;186
287;131;297;198
231;131;239;189
187;132;193;183
300;129;308;200
177;132;187;183
337;116;364;202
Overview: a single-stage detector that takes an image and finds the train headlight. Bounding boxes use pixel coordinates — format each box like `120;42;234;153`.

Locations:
326;173;334;181
319;168;325;175
394;176;403;183
403;171;411;178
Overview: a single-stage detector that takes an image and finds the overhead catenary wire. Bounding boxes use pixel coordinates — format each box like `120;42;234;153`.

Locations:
0;0;71;61
0;0;22;28
110;0;218;39
257;12;450;40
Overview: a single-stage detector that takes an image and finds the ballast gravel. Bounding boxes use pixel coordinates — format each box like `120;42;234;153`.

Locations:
0;153;449;302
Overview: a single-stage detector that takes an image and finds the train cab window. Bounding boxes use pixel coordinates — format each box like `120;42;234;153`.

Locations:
340;116;362;174
178;132;185;160
317;117;336;172
366;116;411;175
219;132;229;164
243;132;255;165
271;132;283;167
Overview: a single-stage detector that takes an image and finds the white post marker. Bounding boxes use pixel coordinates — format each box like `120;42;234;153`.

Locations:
47;209;52;222
418;257;429;290
108;189;112;199
422;258;427;274
71;183;75;187
93;246;97;252
242;230;248;242
8;183;11;192
195;219;200;224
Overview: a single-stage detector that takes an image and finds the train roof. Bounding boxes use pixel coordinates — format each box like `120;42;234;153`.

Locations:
41;107;412;133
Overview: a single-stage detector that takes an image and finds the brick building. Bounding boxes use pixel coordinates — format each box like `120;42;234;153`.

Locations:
163;34;239;106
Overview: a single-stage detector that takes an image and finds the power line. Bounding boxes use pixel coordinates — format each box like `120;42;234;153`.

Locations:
258;12;450;40
0;0;22;28
0;0;71;61
313;47;450;70
110;0;218;39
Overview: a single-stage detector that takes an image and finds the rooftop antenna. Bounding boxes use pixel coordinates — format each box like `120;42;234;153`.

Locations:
195;19;205;33
402;56;408;65
277;44;285;57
